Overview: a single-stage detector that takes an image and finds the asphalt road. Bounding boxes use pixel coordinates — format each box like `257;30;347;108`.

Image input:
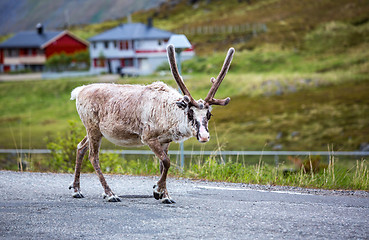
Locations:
0;171;368;239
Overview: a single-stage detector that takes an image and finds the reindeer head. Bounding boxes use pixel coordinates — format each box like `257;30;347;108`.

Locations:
167;44;235;143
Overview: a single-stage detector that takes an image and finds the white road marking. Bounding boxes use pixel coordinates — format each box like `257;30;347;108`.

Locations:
196;185;310;195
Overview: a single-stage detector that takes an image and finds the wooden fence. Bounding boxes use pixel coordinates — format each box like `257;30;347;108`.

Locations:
175;23;268;36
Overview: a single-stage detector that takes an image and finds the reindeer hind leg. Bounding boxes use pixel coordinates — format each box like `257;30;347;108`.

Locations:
70;136;89;198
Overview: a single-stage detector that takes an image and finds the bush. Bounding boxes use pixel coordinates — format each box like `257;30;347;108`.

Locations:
45;121;92;172
45;51;90;72
46;53;72;72
44;120;134;174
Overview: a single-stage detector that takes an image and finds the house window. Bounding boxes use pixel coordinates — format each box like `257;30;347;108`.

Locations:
10;49;19;57
125;58;133;67
94;58;105;67
19;48;26;56
120;58;133;67
6;49;12;57
114;41;117;48
104;41;109;49
119;40;130;50
93;42;96;49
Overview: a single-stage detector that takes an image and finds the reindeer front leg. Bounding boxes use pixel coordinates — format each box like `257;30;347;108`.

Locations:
88;133;121;202
147;140;175;204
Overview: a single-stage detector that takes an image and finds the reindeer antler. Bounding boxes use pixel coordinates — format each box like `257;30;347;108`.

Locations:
204;47;235;106
167;45;203;109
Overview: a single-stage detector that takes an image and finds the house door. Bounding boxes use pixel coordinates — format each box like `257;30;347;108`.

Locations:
110;60;120;74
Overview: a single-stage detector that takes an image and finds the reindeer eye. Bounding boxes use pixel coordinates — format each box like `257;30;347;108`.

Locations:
206;111;212;120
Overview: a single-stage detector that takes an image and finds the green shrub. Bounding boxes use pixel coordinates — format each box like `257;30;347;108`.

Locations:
45;120;92;172
45;51;90;72
44;120;159;174
45;120;127;173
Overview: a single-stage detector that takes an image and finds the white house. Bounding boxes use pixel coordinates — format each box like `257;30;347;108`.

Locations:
89;21;194;75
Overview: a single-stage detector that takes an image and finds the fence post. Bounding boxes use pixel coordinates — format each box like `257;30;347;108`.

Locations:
180;142;185;169
262;23;268;32
222;154;226;164
252;24;257;37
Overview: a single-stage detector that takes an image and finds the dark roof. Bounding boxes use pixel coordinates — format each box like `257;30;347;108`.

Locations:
0;31;62;48
89;23;173;42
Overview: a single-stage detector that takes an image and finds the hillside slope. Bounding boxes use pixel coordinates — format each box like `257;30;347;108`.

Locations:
63;0;369;54
143;0;369;53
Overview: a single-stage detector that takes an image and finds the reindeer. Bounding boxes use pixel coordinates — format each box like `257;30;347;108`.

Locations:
69;45;235;203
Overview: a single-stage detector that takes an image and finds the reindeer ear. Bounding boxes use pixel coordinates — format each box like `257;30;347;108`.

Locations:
176;96;190;109
176;101;187;109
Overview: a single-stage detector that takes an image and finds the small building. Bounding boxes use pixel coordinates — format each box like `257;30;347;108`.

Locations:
0;24;88;73
89;20;194;75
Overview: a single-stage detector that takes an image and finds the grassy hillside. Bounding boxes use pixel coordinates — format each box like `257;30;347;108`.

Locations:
215;78;369;151
136;0;369;53
1;72;368;152
69;0;369;54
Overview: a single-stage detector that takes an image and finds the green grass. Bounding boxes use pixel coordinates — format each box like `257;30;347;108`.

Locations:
19;149;369;191
12;120;367;191
1;72;368;152
182;157;368;191
213;78;369;151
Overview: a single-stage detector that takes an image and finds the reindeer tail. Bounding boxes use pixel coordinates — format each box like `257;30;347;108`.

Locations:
70;86;85;100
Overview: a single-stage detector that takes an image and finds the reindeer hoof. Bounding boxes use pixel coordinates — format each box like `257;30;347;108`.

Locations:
70;183;84;198
108;196;121;202
72;191;84;198
103;193;121;202
162;198;176;204
153;185;164;200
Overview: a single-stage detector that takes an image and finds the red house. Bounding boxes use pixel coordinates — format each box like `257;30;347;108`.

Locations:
0;24;88;72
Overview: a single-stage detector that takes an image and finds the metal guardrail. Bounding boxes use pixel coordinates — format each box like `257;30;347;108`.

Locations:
2;149;368;167
1;149;369;156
